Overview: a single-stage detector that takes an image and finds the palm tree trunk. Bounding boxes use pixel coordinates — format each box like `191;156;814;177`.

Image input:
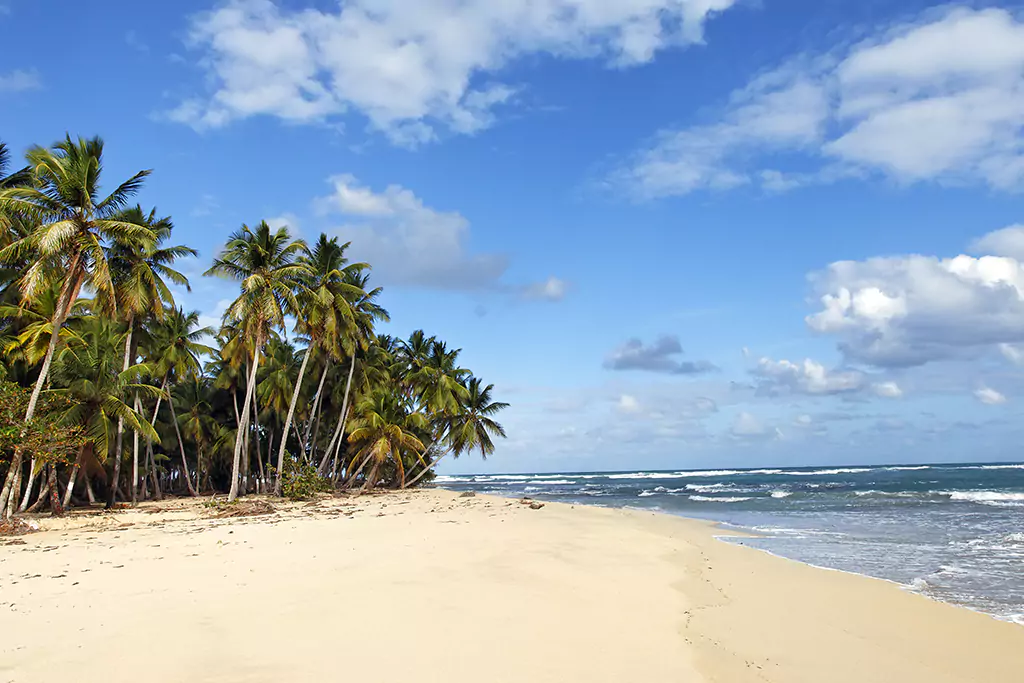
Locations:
318;410;343;475
166;384;197;496
62;446;86;510
304;359;330;457
47;465;63;517
3;465;21;519
322;357;357;480
359;460;381;493
146;377;167;501
0;270;79;519
405;450;451;489
228;348;260;502
16;458;39;512
26;480;50;513
106;317;135;509
330;406;352;482
274;346;311;495
132;393;142;505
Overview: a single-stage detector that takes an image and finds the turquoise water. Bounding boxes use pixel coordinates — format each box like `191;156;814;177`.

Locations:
435;463;1024;624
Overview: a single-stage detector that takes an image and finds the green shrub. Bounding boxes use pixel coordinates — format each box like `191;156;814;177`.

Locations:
280;454;332;500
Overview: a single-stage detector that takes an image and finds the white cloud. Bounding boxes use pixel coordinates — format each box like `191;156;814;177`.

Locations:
872;381;903;399
616;7;1024;197
0;69;40;93
317;174;507;289
999;343;1024;365
265;212;301;236
522;276;568;302
807;228;1024;367
616;394;642;415
970;225;1024;261
974;386;1007;405
753;356;865;395
169;0;739;143
317;174;561;295
731;411;779;439
616;60;831;197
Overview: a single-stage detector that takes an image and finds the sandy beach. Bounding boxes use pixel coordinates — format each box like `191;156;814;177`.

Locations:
2;489;1023;683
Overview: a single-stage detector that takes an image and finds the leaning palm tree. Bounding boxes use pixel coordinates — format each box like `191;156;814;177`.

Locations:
205;221;309;501
0;135;153;518
102;206;194;505
406;378;508;487
346;388;427;491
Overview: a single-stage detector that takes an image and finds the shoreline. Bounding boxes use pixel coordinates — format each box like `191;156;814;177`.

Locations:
3;489;1023;682
500;491;1024;627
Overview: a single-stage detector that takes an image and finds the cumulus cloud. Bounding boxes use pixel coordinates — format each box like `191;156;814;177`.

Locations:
616;7;1024;197
974;386;1007;405
806;227;1024;367
317;174;506;289
604;335;717;375
752;356;865;395
970;225;1024;261
316;174;562;294
0;69;40;93
169;0;739;143
730;412;779;439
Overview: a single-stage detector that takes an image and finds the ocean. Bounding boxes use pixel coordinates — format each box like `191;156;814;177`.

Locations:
434;463;1024;625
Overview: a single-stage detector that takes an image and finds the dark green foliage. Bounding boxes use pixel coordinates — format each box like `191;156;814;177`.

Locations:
279;455;332;500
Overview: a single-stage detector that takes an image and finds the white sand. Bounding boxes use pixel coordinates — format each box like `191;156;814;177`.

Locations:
1;490;1022;682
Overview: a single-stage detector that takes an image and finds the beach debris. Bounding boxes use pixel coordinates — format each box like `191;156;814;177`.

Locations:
459;492;476;498
206;499;277;519
0;518;39;537
529;502;545;510
519;497;532;504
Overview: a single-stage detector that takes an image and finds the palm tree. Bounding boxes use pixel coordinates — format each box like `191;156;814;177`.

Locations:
146;308;214;496
174;376;217;493
50;317;160;507
319;269;389;478
205;221;309;501
259;336;299;475
346;388;427;491
271;235;367;495
406;378;508;487
103;206;194;505
0;135;153;518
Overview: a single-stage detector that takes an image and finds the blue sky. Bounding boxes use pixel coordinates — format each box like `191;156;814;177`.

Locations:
3;0;1024;473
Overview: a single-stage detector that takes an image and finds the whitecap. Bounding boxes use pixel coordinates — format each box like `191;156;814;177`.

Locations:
939;491;1024;503
688;495;753;503
769;490;792;498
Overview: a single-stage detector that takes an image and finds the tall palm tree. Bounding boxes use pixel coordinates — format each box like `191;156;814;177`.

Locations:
406;378;508;487
205;221;309;501
319;269;389;478
102;206;194;505
0;135;153;518
271;235;364;494
146;308;214;496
